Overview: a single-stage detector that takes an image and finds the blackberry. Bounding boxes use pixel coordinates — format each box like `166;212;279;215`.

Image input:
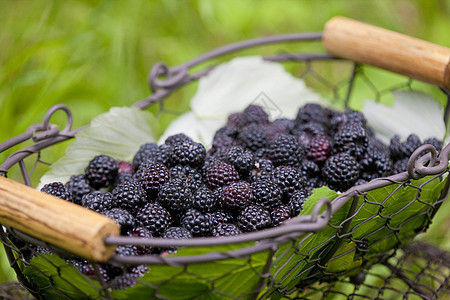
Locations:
136;202;172;236
392;158;409;174
103;208;135;234
162;226;192;240
271;205;291;227
85;155;119;189
298;159;321;178
169;165;203;192
330;109;366;131
127;226;153;255
158;178;192;215
204;162;240;189
221;181;253;212
135;161;170;197
237;123;268;152
164;133;192;146
210;210;234;226
249;158;274;182
253;147;271;160
114;245;140;256
227;112;247;129
180;209;212;237
359;149;393;181
295;103;330;126
333;122;369;159
423;137;442;153
212;223;241;237
191;186;220;213
225;146;254;176
112;181;147;215
169;140;206;168
269;134;304;166
389;134;422;161
368;136;389;153
241;104;270;126
133;143;170;168
114;172;134;186
82;191;115;213
110;273;138;290
65;175;91;205
70;259;111;282
251;179;282;208
212;125;239;150
288;189;309;216
41;182;73;202
264;119;293;141
306;136;331;163
237;205;271;232
272;166;304;200
323;153;360;191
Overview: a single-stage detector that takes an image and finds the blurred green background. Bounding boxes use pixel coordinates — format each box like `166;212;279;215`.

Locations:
0;0;449;286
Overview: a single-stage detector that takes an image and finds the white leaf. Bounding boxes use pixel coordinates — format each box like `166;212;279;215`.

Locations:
38;106;159;189
159;56;327;145
362;90;445;145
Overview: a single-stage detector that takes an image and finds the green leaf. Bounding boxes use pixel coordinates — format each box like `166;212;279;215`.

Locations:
38;106;160;188
326;242;361;273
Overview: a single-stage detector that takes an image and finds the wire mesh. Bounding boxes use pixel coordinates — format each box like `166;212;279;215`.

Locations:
0;33;449;299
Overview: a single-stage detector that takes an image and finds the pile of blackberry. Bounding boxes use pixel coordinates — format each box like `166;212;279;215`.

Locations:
35;103;442;289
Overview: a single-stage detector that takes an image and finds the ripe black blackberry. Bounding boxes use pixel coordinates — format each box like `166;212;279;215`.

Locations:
249;158;274;182
322;153;360;191
127;226;153;255
237;123;268;152
264;119;294;141
298;159;321;178
272;165;304;200
251;179;282;209
237;205;271;232
112;181;147;215
359;148;393;181
241;104;270;127
389;134;422;161
330;109;366;131
424;137;443;153
114;172;135;186
133;143;171;168
306;136;331;163
288;189;309;216
136;202;172;236
164;133;193;146
204;161;240;189
103;208;135;234
212;223;241;237
295;103;330;126
114;245;140;256
221;181;253;212
110;273;138;290
269;134;304;166
210;210;234;226
227;112;247;129
170;165;203;192
191;186;220;213
158;178;193;215
65;175;91;205
392;157;409;174
180;209;212;237
225;146;254;176
135;161;170;197
70;259;111;282
82;191;115;213
85;155;119;189
271;205;291;227
211;125;239;151
162;226;193;240
332;122;369;159
169;140;206;168
41;182;73;202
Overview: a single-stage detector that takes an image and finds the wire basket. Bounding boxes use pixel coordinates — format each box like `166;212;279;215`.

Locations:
0;17;449;299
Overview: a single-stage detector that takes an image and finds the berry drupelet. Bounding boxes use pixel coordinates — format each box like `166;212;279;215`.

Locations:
85;155;119;189
41;182;73;202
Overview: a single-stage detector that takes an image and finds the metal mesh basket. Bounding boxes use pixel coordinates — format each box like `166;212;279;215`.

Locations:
0;17;449;299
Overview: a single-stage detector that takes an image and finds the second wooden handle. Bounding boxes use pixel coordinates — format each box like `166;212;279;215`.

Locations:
323;16;450;90
0;176;120;262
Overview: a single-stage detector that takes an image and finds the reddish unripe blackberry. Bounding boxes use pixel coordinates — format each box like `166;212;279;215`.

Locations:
170;165;203;192
221;181;253;212
295;103;330;126
212;223;241;237
127;226;153;255
41;182;73;202
288;189;309;216
269;134;304;166
333;122;369;159
389;134;422;161
359;149;393;181
82;191;115;213
307;136;331;163
205;162;240;189
272;166;304;200
210;210;234;226
322;153;360;191
65;175;91;205
85;155;119;189
249;158;274;182
103;208;135;234
158;178;193;215
135;161;170;197
191;186;220;213
136;202;172;236
225;146;254;176
117;161;135;174
271;205;291;227
251;180;282;209
180;209;212;237
237;123;268;152
237;205;271;232
164;133;192;146
169;140;206;168
133;143;171;168
112;181;147;215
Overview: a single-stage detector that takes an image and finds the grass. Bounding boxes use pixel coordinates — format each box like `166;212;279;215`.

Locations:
0;0;449;287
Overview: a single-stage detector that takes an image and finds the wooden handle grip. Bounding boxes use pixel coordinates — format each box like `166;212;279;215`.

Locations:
323;16;450;90
0;176;120;262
